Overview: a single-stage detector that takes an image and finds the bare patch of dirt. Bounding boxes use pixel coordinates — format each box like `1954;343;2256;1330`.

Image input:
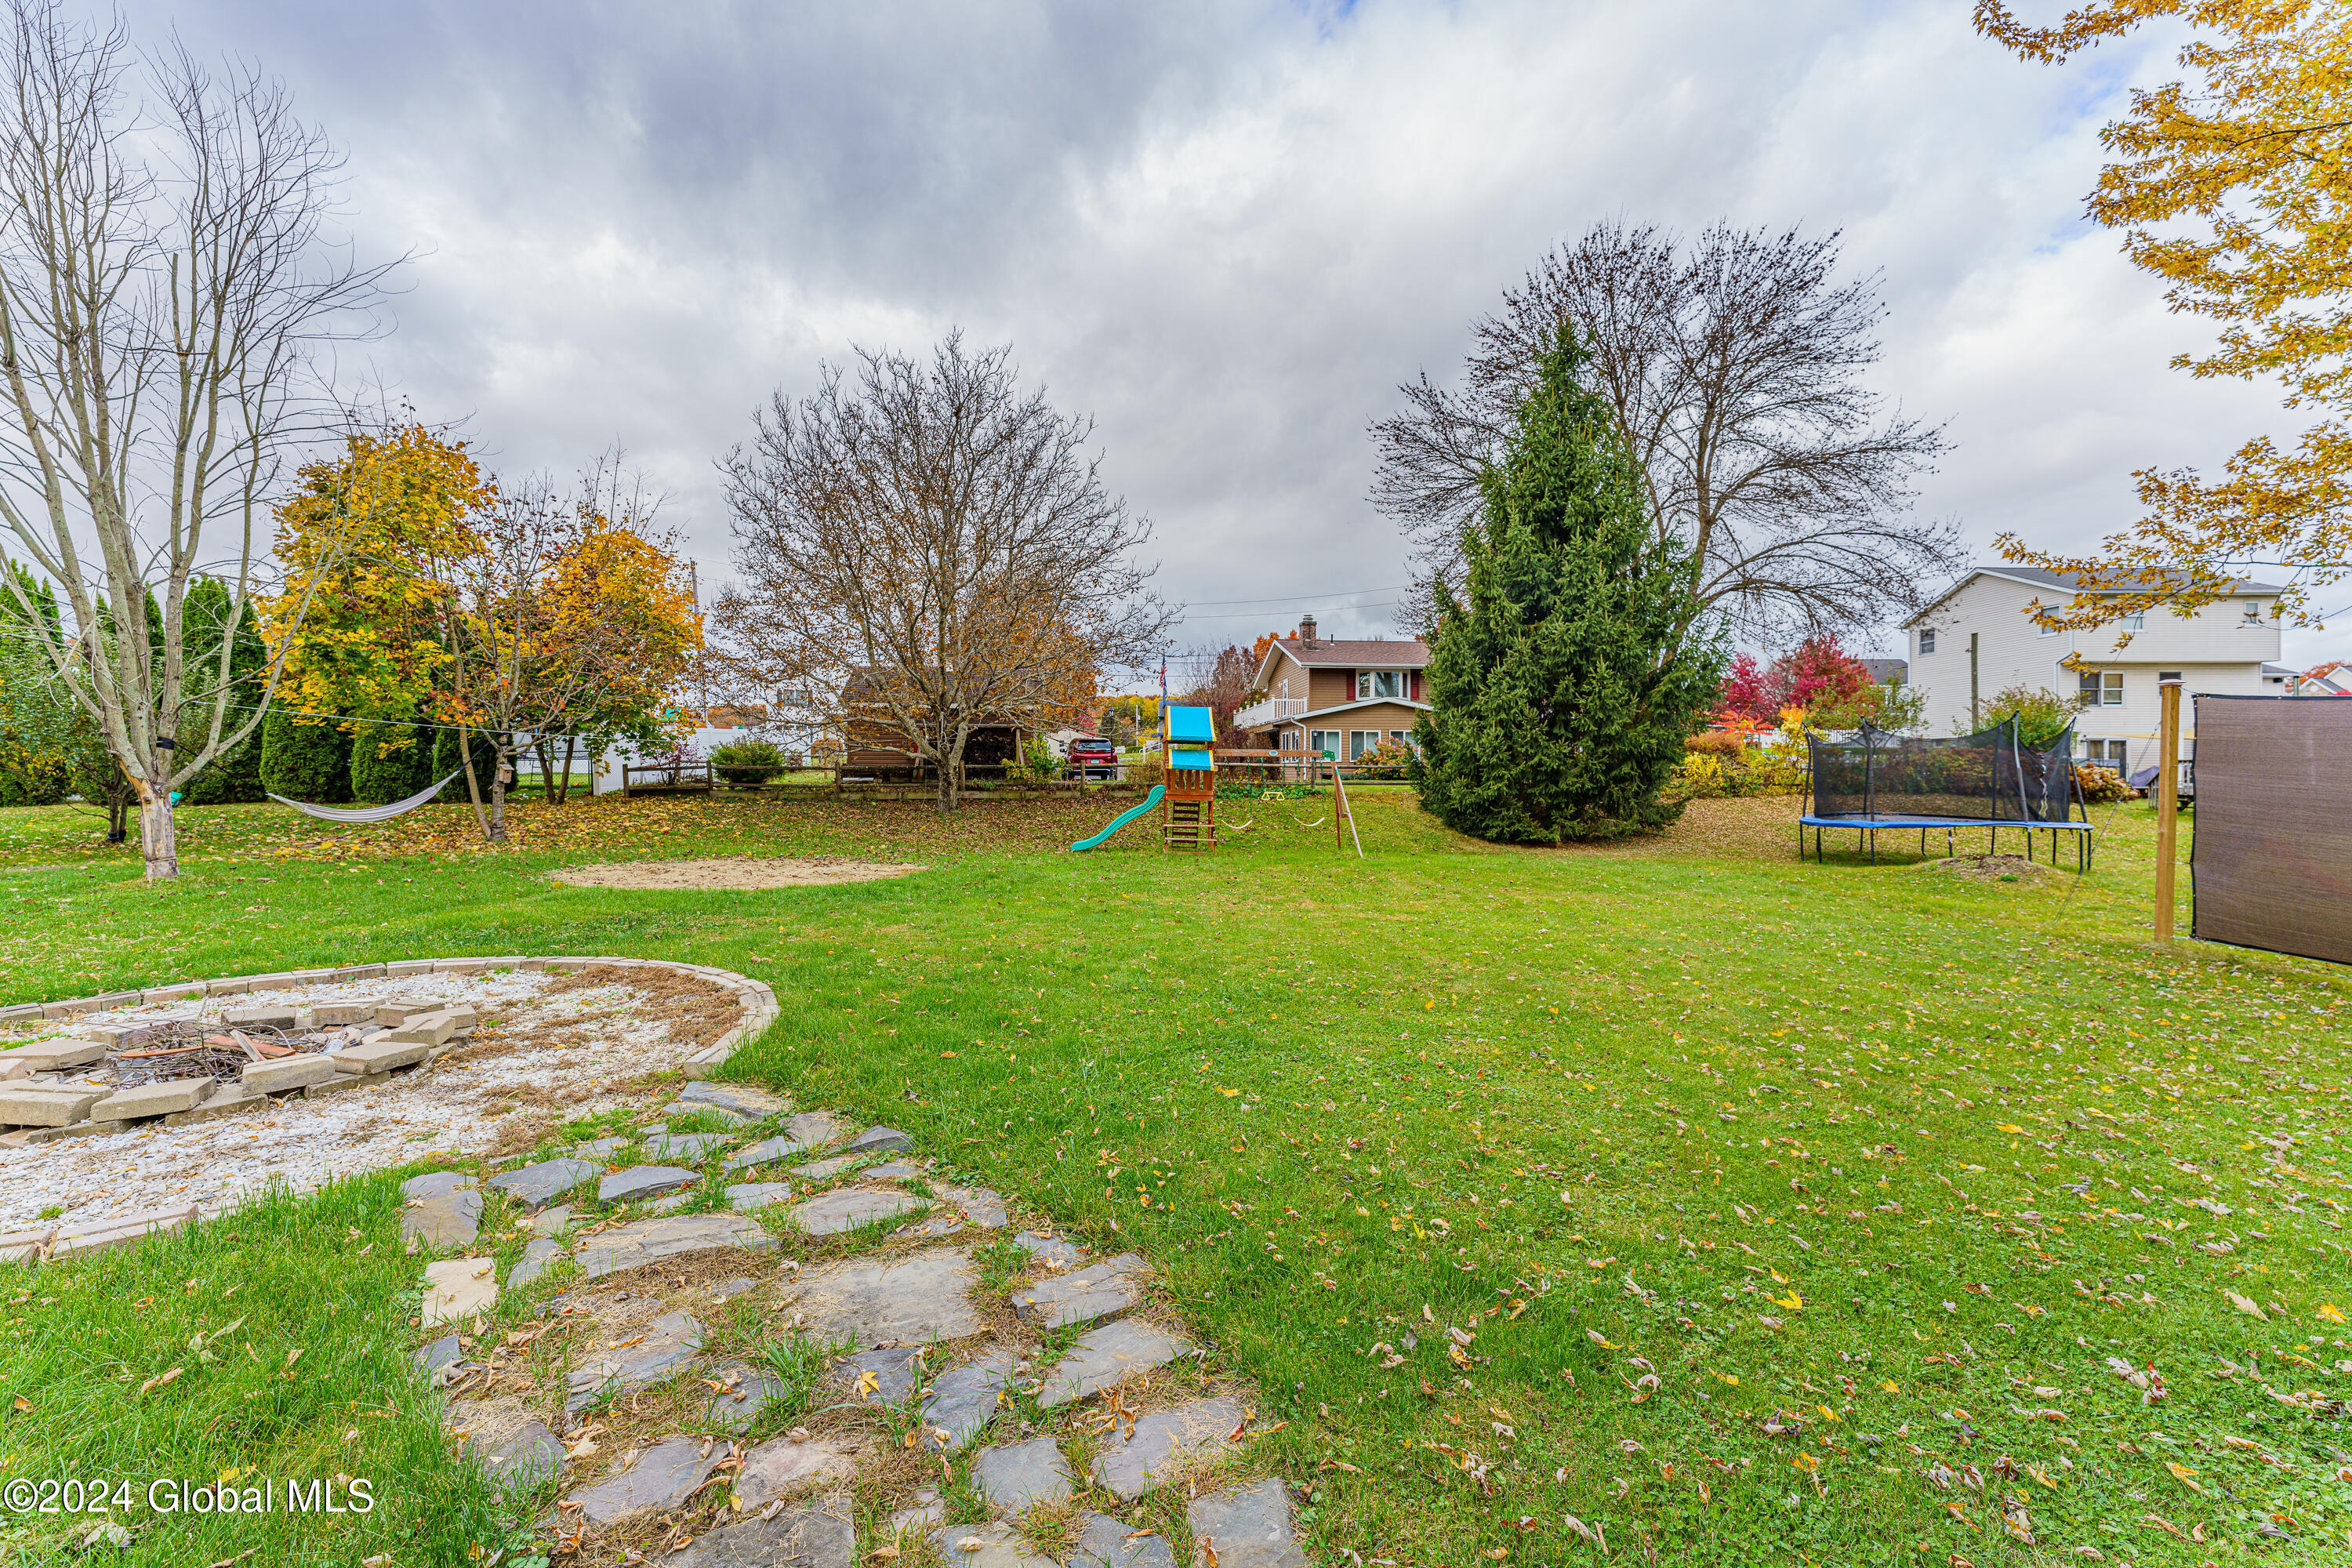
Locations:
549;856;925;891
1910;853;2056;883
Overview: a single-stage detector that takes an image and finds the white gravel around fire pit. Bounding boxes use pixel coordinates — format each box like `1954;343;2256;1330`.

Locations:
0;971;714;1232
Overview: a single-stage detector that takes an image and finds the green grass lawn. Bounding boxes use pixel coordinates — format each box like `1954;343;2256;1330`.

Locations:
2;789;2347;1566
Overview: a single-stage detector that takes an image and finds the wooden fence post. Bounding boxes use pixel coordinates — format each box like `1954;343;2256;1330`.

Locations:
2154;678;2182;944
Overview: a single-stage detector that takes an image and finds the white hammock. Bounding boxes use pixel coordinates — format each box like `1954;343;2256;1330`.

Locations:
268;769;466;824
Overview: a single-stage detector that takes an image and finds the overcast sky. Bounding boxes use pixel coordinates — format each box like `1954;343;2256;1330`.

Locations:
123;0;2347;673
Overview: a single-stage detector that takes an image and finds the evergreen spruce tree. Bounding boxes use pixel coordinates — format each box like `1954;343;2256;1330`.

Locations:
1411;327;1724;843
259;710;352;803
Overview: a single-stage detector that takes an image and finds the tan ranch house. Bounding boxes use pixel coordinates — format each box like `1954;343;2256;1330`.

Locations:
1232;615;1430;760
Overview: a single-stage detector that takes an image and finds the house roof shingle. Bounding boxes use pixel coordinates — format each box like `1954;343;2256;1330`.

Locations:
1273;637;1430;669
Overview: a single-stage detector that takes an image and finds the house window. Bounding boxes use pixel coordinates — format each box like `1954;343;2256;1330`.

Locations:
1348;730;1381;760
2120;610;2145;630
2158;670;2181;684
1388;730;1413;750
1308;729;1340;759
1917;630;1936;654
2078;670;2124;706
2082;739;2128;769
2242;599;2263;623
1356;670;1406;700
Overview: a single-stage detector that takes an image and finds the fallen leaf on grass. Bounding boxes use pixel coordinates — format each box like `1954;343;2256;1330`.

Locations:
137;1367;183;1396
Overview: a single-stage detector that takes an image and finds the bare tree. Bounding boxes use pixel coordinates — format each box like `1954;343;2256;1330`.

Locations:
1372;222;1961;641
0;2;392;877
713;332;1175;812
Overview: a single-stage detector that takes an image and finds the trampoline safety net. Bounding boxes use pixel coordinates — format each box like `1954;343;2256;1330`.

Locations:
2190;696;2352;967
1807;720;2079;823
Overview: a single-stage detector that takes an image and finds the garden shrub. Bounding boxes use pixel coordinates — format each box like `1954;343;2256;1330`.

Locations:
712;738;786;787
2076;764;2132;804
349;721;432;804
259;710;351;804
1349;739;1414;779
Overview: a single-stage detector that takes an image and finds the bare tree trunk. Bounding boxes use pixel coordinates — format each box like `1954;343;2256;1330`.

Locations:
532;736;554;802
555;734;576;804
489;743;508;840
458;724;491;839
137;786;176;868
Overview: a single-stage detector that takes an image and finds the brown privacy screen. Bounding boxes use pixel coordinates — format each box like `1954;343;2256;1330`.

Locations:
2192;696;2352;966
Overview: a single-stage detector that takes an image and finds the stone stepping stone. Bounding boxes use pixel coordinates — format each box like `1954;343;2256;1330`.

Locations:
778;1247;981;1348
572;1135;629;1161
1073;1512;1177;1568
930;1520;1054;1568
661;1099;753;1125
970;1436;1073;1514
822;1346;925;1408
648;1192;699;1214
567;1308;702;1414
561;1433;716;1524
938;1185;1008;1228
844;1125;914;1156
528;1204;577;1236
710;1275;764;1305
916;1347;1017;1454
784;1110;848;1147
401;1180;482;1250
412;1334;466;1385
509;1238;564;1288
670;1498;853;1568
599;1165;700;1204
488;1157;601;1212
735;1432;856;1507
724;1136;809;1173
787;1155;855;1181
705;1358;793;1432
677;1081;792;1119
1037;1320;1191;1410
1186;1480;1303;1568
864;1158;931;1181
421;1257;499;1327
727;1182;793;1211
576;1212;779;1279
888;1489;945;1535
645;1131;735;1163
401;1174;477;1205
1013;1232;1083;1271
1011;1254;1149;1330
790;1187;926;1236
1090;1396;1243;1500
446;1395;563;1491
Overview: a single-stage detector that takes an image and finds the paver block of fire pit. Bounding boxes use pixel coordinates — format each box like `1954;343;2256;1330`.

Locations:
241;1054;343;1094
386;1013;459;1046
89;1079;216;1121
166;1084;267;1127
9;1040;107;1073
374;1000;448;1027
335;1041;431;1074
223;1005;298;1029
311;1004;372;1028
0;1085;105;1127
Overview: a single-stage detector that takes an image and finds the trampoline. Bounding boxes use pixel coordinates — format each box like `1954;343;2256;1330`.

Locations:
1798;719;2094;870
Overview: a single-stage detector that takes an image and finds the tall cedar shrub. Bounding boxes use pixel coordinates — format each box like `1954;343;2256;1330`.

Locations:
177;579;267;804
350;720;434;804
1410;327;1724;842
258;710;352;803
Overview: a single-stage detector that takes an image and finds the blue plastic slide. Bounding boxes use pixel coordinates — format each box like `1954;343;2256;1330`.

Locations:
1069;784;1165;852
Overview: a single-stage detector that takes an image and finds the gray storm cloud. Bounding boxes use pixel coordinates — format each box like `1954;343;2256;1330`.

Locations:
115;0;2340;666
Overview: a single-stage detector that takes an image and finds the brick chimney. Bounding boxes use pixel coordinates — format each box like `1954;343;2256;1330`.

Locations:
1298;614;1317;645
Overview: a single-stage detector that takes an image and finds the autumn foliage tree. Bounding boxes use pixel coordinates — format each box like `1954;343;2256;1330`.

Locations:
425;462;699;840
264;423;488;803
1980;1;2352;630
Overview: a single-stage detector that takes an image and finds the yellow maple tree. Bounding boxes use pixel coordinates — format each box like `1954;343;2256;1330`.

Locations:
1978;1;2352;633
264;423;491;722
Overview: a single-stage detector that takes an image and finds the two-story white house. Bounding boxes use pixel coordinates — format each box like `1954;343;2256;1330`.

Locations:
1901;566;2289;774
